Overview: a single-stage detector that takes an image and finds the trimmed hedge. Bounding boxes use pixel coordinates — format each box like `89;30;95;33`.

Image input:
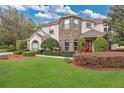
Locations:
0;46;8;49
42;50;75;57
61;51;75;57
7;45;16;52
14;51;22;55
72;52;124;68
22;51;35;56
94;37;107;51
16;40;27;51
41;37;59;49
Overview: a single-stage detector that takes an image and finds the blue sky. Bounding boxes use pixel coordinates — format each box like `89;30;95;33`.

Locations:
0;5;110;24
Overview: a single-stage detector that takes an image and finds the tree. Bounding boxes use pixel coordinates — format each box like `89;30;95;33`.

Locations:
108;5;124;43
0;6;35;45
16;40;27;51
77;37;86;52
41;37;59;49
94;37;107;51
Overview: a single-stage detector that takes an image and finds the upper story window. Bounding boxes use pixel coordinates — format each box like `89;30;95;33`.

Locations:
64;19;70;29
49;29;54;35
104;23;111;32
86;22;92;28
74;19;79;28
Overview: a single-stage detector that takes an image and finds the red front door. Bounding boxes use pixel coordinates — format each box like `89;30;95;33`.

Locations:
85;40;92;52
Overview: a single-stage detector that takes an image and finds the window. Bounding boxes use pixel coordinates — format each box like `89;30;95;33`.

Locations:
74;19;79;28
104;23;111;32
86;22;92;28
64;19;70;29
65;40;69;51
74;40;77;51
49;29;54;34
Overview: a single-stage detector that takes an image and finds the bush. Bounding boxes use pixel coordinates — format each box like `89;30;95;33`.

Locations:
36;49;45;54
14;51;22;55
77;37;86;52
42;50;60;56
72;52;124;69
61;51;75;57
7;45;16;52
0;46;8;49
22;51;35;56
41;37;59;49
16;40;27;51
94;36;107;51
118;40;124;46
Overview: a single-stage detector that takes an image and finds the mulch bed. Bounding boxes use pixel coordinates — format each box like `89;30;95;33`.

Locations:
71;52;124;71
0;54;31;60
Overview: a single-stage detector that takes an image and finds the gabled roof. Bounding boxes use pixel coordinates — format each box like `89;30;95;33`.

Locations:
81;29;106;38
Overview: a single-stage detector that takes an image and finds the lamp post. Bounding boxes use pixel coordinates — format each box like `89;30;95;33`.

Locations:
109;38;112;51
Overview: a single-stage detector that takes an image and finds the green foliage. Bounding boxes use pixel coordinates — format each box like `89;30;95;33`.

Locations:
7;45;16;52
14;51;22;55
108;6;124;42
22;51;35;56
42;50;60;56
61;51;75;57
77;37;86;52
0;7;35;45
16;40;27;51
41;37;59;49
0;45;8;49
94;37;107;51
118;40;124;46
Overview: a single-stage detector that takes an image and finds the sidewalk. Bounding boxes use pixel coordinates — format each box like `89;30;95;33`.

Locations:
0;52;13;56
36;54;73;59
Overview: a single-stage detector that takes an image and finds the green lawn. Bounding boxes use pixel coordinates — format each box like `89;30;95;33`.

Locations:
0;57;124;88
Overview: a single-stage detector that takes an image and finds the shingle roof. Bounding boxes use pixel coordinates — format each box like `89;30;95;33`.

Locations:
81;29;106;38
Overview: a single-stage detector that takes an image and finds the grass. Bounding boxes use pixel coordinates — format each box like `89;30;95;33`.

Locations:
0;57;124;88
0;49;7;53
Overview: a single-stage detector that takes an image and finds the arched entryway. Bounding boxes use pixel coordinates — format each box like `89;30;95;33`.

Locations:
32;40;39;51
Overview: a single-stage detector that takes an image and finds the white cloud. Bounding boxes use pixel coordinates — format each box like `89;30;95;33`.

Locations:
34;12;61;20
81;9;107;19
27;5;49;12
49;5;77;15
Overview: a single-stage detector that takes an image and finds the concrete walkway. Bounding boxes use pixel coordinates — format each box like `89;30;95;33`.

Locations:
0;52;13;56
36;54;73;59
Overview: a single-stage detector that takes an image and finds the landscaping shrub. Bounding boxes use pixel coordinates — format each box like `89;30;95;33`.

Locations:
41;37;59;49
14;51;22;55
0;45;8;49
61;51;75;57
118;40;124;46
16;40;27;51
7;45;16;52
36;49;45;54
77;37;86;52
22;51;35;56
94;36;107;51
72;52;124;69
42;50;60;56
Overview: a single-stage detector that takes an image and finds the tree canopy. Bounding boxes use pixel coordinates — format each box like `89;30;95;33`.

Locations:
0;6;36;45
108;5;124;43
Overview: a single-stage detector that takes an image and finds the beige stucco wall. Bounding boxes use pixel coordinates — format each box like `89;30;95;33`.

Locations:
28;33;42;51
41;24;59;42
81;21;95;33
94;23;104;32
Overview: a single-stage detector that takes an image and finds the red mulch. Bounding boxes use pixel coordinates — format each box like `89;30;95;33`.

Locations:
70;62;124;71
6;54;31;60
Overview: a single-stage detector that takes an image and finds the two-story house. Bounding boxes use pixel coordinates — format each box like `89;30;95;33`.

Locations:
27;14;110;51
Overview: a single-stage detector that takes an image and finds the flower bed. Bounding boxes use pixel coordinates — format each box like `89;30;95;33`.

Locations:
72;52;124;69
